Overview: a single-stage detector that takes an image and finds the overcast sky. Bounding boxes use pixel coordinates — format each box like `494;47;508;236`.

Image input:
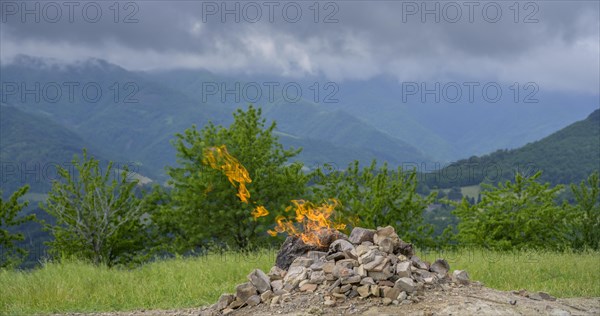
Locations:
1;1;598;94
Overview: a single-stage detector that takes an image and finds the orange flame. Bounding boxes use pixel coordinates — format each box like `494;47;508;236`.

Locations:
203;145;252;203
268;199;346;247
203;145;345;245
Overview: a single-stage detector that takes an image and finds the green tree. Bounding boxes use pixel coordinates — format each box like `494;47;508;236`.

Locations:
310;160;437;247
570;172;600;250
452;171;570;250
0;185;35;268
42;150;152;266
158;105;307;251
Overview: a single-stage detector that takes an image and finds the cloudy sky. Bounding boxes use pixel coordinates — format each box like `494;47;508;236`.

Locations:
1;1;598;94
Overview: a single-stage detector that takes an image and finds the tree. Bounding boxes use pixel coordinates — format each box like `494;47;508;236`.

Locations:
310;160;437;247
0;185;35;268
447;186;463;201
570;172;600;250
42;150;152;266
452;172;570;250
158;105;307;251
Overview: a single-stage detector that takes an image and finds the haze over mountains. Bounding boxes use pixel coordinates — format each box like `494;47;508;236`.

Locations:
1;55;598;194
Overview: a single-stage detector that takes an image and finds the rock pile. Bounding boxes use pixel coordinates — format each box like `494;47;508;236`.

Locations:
207;226;470;315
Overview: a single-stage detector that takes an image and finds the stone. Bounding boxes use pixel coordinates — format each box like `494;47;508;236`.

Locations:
349;227;376;244
228;297;245;309
429;259;450;276
395;239;414;257
310;260;325;271
340;284;352;292
268;266;285;281
323;261;335;274
290;257;314;268
378;280;395;287
410;256;429;270
395;277;416;293
370;284;380;297
306;251;328;260
348;289;359;299
398;291;408;301
355;244;370;257
215;293;234;311
326;252;346;261
283;266;308;289
260;290;273;302
370;258;390;272
329;239;355;253
452;270;470;285
363;255;385;270
270;295;280;307
336;258;358;269
396;261;412;278
378;237;395;253
368;265;394;281
235;282;258;302
271;280;283;292
383;286;401;300
276;236;328;270
323;298;336;306
300;283;318;292
358;250;377;265
360;277;376;285
222;308;234;315
332;292;346;299
310;270;326;284
333;265;354;278
247;269;271;293
382;297;393;305
537;292;557;301
356;265;367;277
245;295;261;307
357;285;371;298
341;275;362;284
373;226;399;245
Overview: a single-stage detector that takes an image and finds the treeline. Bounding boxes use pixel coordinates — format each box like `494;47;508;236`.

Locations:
1;106;599;268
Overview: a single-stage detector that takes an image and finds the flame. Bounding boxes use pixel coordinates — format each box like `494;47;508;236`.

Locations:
203;145;251;203
268;199;346;247
251;205;269;218
203;144;345;246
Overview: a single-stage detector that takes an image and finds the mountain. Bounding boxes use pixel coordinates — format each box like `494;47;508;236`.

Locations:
0;104;109;194
425;109;600;188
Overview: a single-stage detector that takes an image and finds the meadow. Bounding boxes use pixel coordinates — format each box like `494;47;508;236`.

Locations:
1;249;598;315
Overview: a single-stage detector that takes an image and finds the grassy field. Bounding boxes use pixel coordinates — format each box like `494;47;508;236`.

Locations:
1;249;598;315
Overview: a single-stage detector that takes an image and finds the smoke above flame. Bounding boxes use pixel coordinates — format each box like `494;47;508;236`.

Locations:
203;145;345;246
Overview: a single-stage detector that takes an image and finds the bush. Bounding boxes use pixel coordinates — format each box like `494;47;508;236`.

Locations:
0;185;35;268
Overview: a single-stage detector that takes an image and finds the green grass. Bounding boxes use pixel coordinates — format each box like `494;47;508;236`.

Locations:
1;249;598;315
0;251;275;315
417;248;600;298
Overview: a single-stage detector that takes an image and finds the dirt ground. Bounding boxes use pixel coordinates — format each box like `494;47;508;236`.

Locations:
62;283;600;316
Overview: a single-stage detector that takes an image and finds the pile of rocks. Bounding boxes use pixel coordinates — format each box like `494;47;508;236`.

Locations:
209;226;470;315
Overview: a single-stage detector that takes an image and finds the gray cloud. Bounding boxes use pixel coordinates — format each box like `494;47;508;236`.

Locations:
1;1;598;93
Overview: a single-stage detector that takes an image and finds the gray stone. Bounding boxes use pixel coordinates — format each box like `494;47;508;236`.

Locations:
247;269;271;293
268;266;285;281
360;277;376;285
369;257;390;272
429;259;450;276
310;270;326;284
309;260;325;271
370;284;380;297
336;258;358;268
394;277;416;293
356;244;370;257
245;295;261;307
357;285;371;297
340;283;352;292
382;297;393;305
329;239;355;253
283;266;307;288
452;270;470;285
410;256;429;270
396;261;412;278
228;297;245;309
349;227;376;244
271;279;283;292
356;264;367;277
235;282;258;302
358;250;377;265
290;257;314;268
215;293;234;311
373;226;399;246
398;291;408;301
322;261;335;274
363;255;385;270
378;237;395;253
368;265;394;280
300;283;318;292
326;252;346;261
333;265;354;278
341;275;362;284
382;286;401;300
260;290;273;302
306;251;328;260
